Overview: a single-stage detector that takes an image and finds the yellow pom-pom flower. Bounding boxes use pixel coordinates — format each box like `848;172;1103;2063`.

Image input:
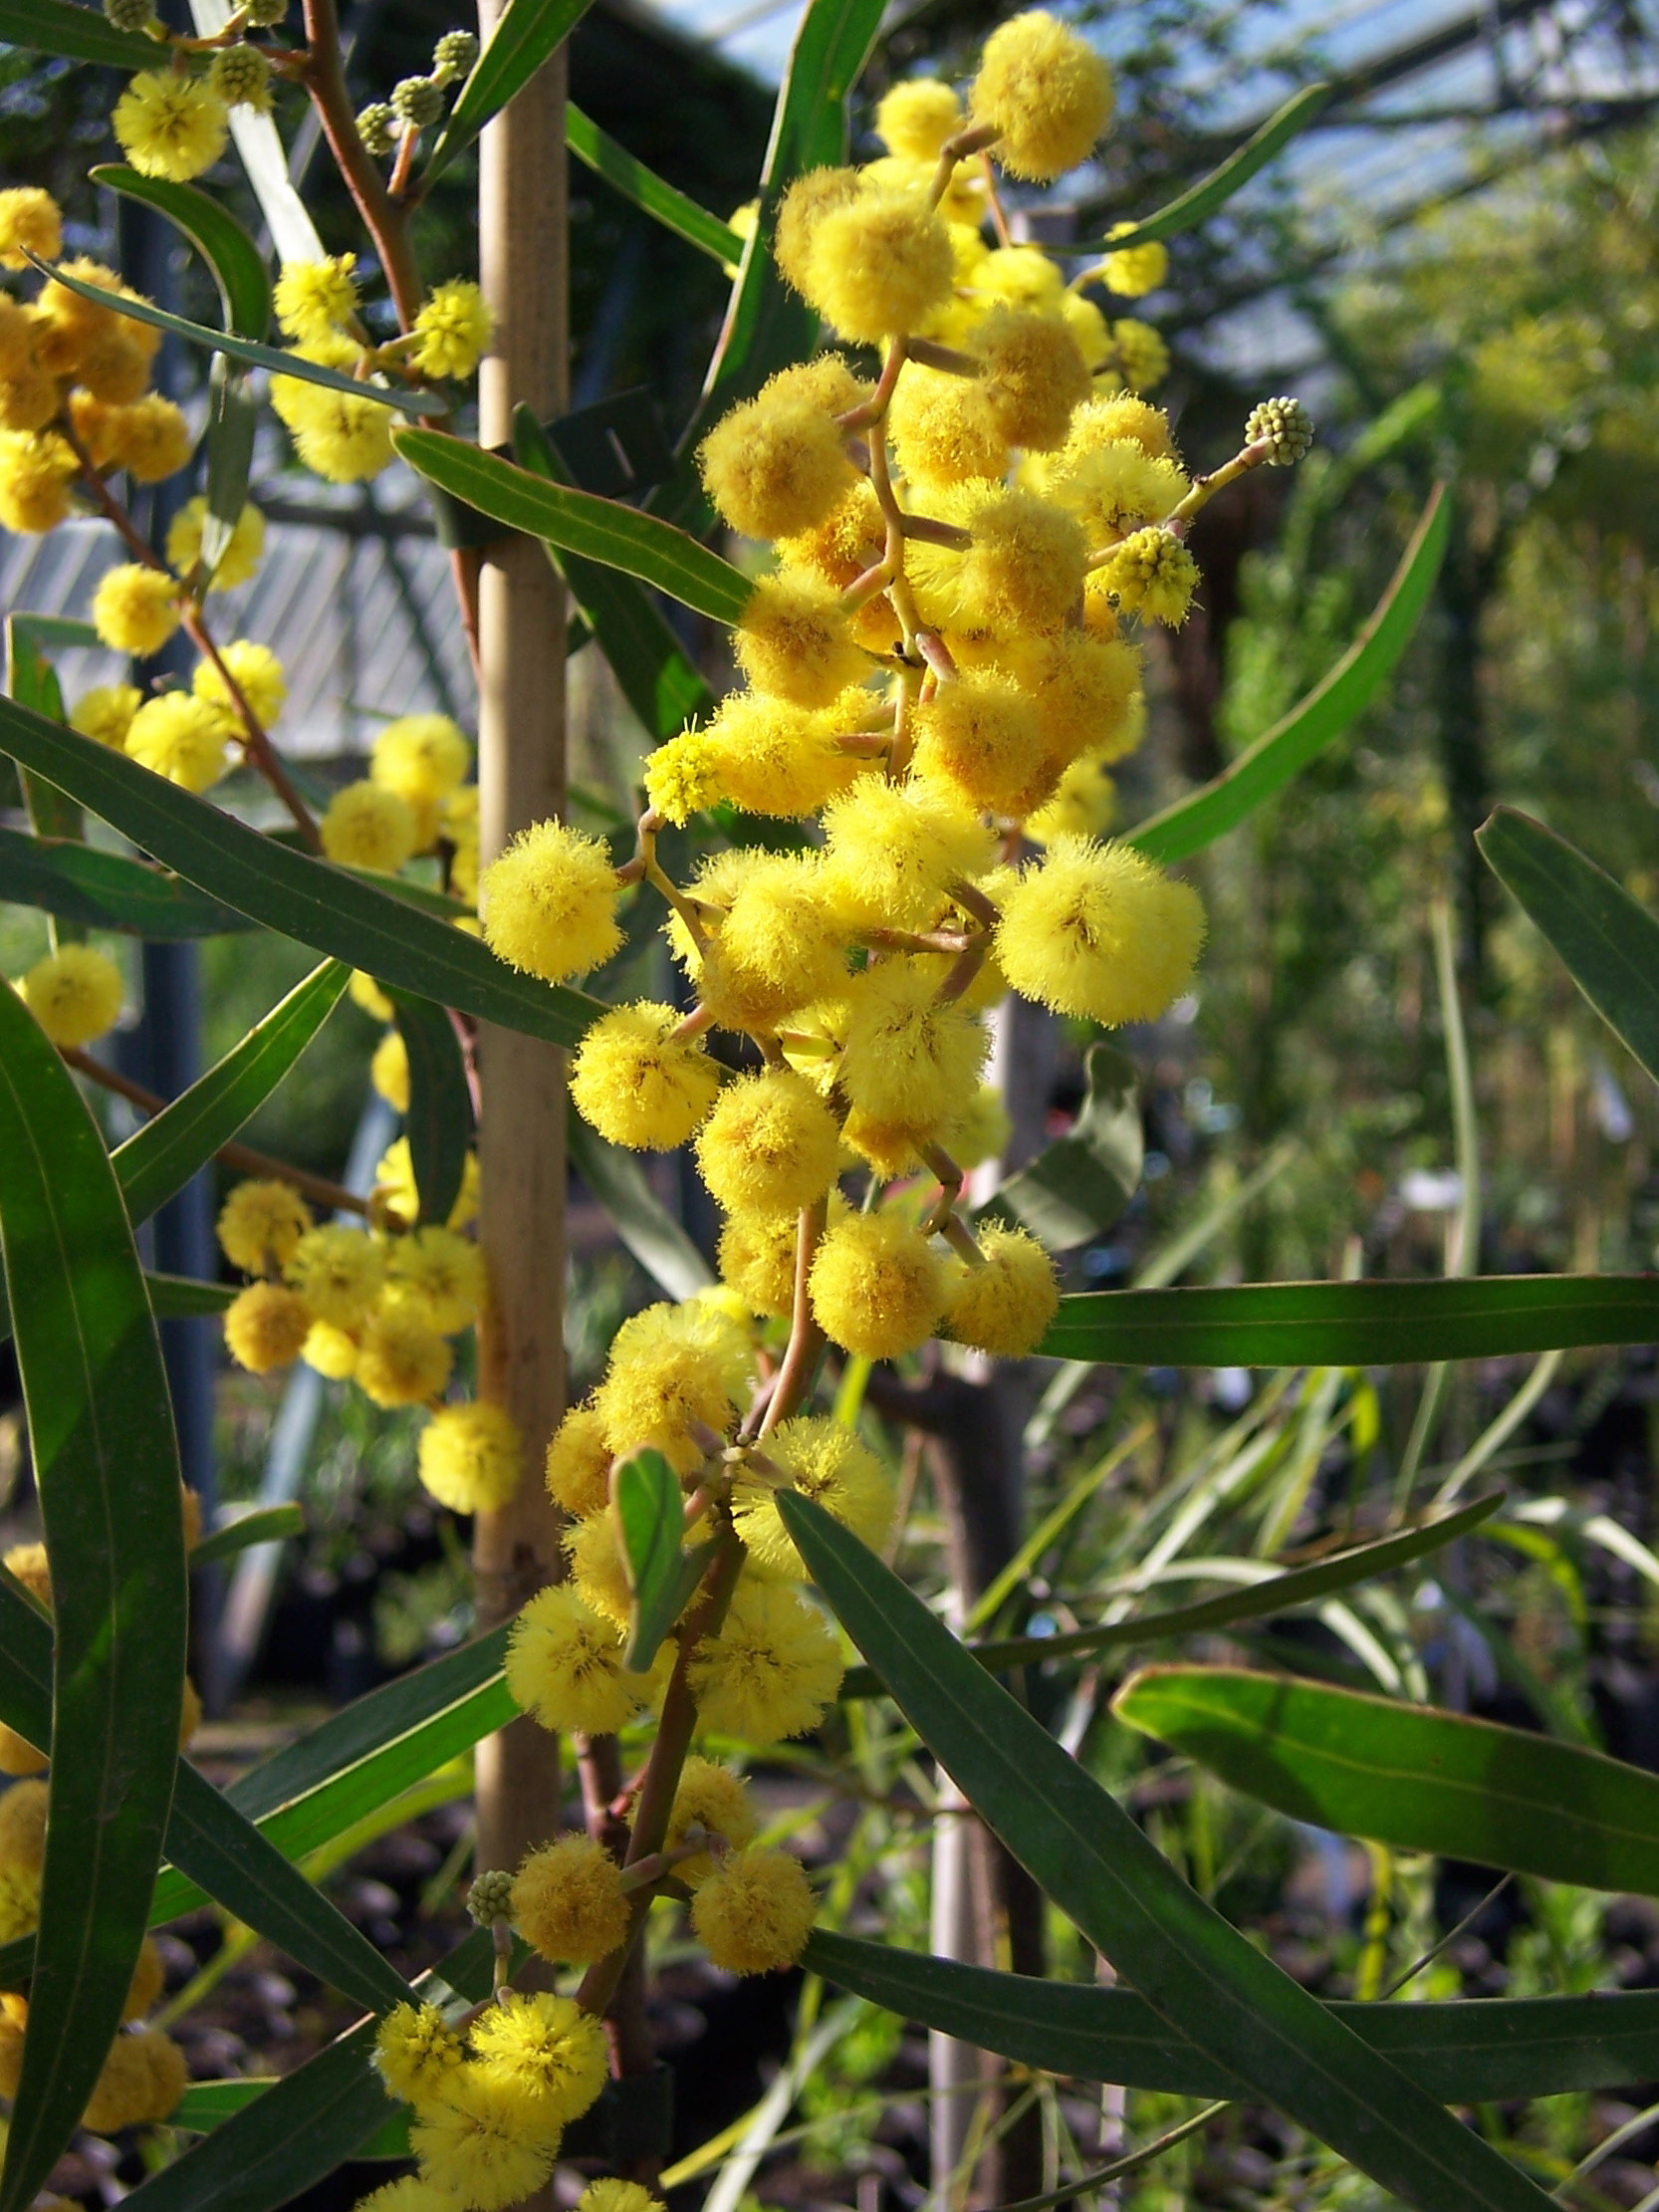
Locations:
354;2176;452;2212
570;1002;721;1151
92;564;179;656
1110;318;1169;393
911;669;1048;818
690;1845;817;1974
122;1934;164;2022
370;1028;409;1112
593;1299;757;1472
797;185;955;345
1102;224;1168;299
322;781;419;874
943;1222;1060;1355
698;377;857;543
303;1321;359;1379
734;1413;893;1575
418;1401;522;1514
270;339;396;483
375;1136;479;1232
697;690;863;821
384;1226;483;1334
468;1991;606;2121
411;280;493;380
698;853;850;1034
0;1781;49;1877
82;2026;187;2132
0;429;77;535
409;2064;563;2212
820;777;995;933
0;1863;38;1943
0;187;61;271
994;835;1204;1024
113;70;229;182
578;2183;665;2212
505;1585;655;1735
166;495;265;589
101;393;195;483
716;1208;800;1319
356;1310;453;1409
372;713;470;803
888;364;1007;490
838;959;989;1128
694;1067;841;1218
69;685;142;750
809;1210;947;1358
688;1580;842;1743
876;78;963;160
274;257;359;342
481;819;622;984
351;970;395;1023
217;1178;314;1274
511;1833;630;1966
124;693;228;792
19;943;123;1048
733;571;868;709
657;1757;756;1884
775;166;862;295
1026;754;1116;843
564;1508;634;1631
544;1402;613;1518
193;640;287;733
909;483;1086;636
970;11;1113;181
374;2000;465;2106
284;1223;385;1328
223;1281;313;1373
974;304;1090;451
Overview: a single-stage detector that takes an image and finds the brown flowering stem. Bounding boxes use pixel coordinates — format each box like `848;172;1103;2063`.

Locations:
756;1192;829;1441
387;123;420;202
61;1048;369;1214
298;0;424;331
919;1141;965;1236
616;1833;710;1892
839;557;894;614
634;812;710;951
936;931;990;1004
949;875;1001;930
859;925;973;956
941;1211;987;1268
837;338;909;433
668;1002;715;1044
1166;436;1275;535
900;514;974;550
916;630;958;683
180;608;324;851
835;731;892;761
927;123;1002;212
978;150;1014;247
905;338;983;378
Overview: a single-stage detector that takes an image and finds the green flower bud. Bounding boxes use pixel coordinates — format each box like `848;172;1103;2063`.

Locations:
104;0;161;34
356;101;397;156
431;29;479;84
390;75;444;128
466;1868;516;1927
1246;394;1314;467
242;0;288;23
209;44;271;112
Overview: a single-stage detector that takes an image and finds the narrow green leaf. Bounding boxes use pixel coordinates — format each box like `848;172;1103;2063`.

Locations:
0;825;254;936
90;166;271;338
145;1271;235;1317
113;959;350;1228
1086;85;1333;252
0;694;601;1047
513;410;714;742
395;428;752;623
1478;807;1659;1089
1114;1665;1659;1897
614;1448;698;1671
1040;1273;1659;1367
23;253;437;415
567;1106;714;1301
0;985;186;2212
386;989;473;1227
1131;485;1449;865
779;1492;1559;2212
174;2081;274;2131
189;1504;306;1570
422;0;594;185
566;105;743;265
201;354;259;580
0;0;157;67
805;1931;1659;2103
7;618;81;854
976;1041;1141;1253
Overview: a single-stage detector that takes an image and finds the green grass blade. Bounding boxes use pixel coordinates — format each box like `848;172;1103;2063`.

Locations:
805;1931;1659;2102
0;0;157;66
567;1107;714;1300
189;1504;306;1570
1131;485;1448;865
90;166;271;338
113;960;349;1228
422;0;595;186
1478;806;1659;1088
395;427;752;622
1040;1273;1659;1366
1114;1664;1659;1896
0;825;255;937
386;988;473;1227
779;1492;1560;2212
0;693;600;1046
1087;84;1332;252
0;985;187;2212
566;105;743;265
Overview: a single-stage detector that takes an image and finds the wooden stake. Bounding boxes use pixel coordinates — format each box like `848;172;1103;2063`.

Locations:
472;5;569;1882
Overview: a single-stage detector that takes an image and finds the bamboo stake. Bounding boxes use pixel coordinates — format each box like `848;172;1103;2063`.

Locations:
471;6;569;1883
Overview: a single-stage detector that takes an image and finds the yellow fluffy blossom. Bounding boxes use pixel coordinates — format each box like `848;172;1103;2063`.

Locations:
351;970;395;1023
699;854;850;1034
544;1402;614;1519
698;369;858;542
0;355;60;437
270;338;395;482
0;1864;39;1943
994;836;1204;1024
374;2001;465;2106
376;1136;479;1231
1092;524;1197;624
411;281;493;381
888;364;1006;489
716;1209;801;1319
689;1580;842;1743
409;2064;564;2212
274;257;359;342
511;1833;630;1967
1101;223;1168;299
303;1321;359;1379
839;960;988;1127
820;776;995;933
775;166;862;293
657;1757;756;1884
697;690;863;820
734;1414;892;1574
809;1210;947;1358
911;669;1048;818
1109;318;1169;392
223;1281;313;1373
733;570;867;709
1039;438;1187;543
641;728;721;827
564;1509;633;1630
284;1223;385;1328
166;495;265;589
217;1178;313;1274
371;1028;409;1111
1013;627;1142;767
124;692;228;792
909;482;1086;635
943;1223;1060;1355
570;1002;721;1150
794;184;955;345
0;187;61;271
0;1727;46;1780
0;430;77;535
694;1067;841;1217
385;1226;483;1334
1026;754;1117;843
193;639;287;733
356;1310;453;1408
113;71;229;182
354;2177;452;2212
690;1845;816;1974
970;11;1113;180
322;781;419;874
93;564;179;656
82;2026;187;2132
19;944;123;1048
974;305;1090;451
69;684;141;750
94;393;194;482
123;1933;164;2021
876;78;962;160
468;1991;606;2120
0;1780;48;1876
593;1299;757;1471
579;2184;665;2212
372;713;470;803
481;819;621;983
418;1401;523;1515
505;1585;655;1735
